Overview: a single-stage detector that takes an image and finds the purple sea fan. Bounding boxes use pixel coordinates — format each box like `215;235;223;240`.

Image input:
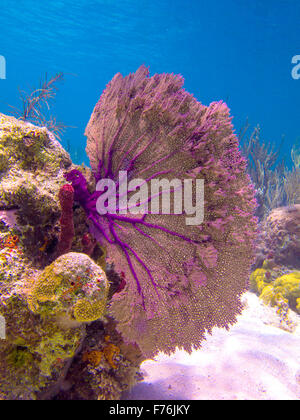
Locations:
68;65;257;357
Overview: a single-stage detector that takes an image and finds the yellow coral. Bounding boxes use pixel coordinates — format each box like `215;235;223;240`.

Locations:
259;285;275;305
273;271;300;313
27;252;109;322
73;298;107;323
103;343;120;369
28;265;63;313
249;268;268;294
258;271;300;315
297;298;300;312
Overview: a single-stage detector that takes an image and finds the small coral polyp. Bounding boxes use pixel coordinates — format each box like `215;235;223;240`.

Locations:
28;252;109;323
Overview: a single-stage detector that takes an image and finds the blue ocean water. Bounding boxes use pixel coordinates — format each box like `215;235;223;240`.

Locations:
0;0;299;165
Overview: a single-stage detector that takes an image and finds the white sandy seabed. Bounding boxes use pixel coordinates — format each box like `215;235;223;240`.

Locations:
123;292;300;400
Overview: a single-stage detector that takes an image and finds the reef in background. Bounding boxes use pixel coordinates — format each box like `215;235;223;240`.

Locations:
240;125;300;221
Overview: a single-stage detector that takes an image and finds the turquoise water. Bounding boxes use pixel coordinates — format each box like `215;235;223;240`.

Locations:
0;0;299;164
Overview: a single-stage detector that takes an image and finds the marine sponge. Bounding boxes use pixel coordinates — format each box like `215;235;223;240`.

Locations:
57;184;75;256
28;252;109;323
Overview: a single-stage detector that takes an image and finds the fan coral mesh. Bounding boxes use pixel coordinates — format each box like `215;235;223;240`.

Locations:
68;66;257;356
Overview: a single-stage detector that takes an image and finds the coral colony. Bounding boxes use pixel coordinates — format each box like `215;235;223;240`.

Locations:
67;65;258;356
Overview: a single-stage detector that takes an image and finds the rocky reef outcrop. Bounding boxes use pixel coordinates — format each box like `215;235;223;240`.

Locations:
0;114;144;400
250;205;300;332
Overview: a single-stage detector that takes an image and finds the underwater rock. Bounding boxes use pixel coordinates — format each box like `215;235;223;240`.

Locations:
53;318;145;400
0;257;86;399
256;205;300;270
0;113;72;265
0;115;84;399
249;205;300;332
0;114;144;399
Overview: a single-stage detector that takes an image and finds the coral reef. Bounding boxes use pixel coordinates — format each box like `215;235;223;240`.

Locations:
0;113;71;266
260;271;300;314
65;65;258;357
53;319;145;400
0;65;265;397
255;205;300;270
250;201;300;332
0;114;144;399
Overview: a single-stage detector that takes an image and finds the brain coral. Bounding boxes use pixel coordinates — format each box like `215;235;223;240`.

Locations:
67;65;257;356
28;252;109;323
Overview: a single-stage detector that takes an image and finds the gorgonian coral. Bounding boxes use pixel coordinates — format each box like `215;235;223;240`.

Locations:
65;65;257;356
240;124;285;219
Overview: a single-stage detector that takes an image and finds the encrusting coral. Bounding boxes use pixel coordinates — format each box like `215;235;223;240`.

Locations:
53;319;145;400
0;113;72;267
28;252;109;323
260;271;300;313
250;267;300;330
64;65;258;357
0;114;144;399
82;335;120;370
